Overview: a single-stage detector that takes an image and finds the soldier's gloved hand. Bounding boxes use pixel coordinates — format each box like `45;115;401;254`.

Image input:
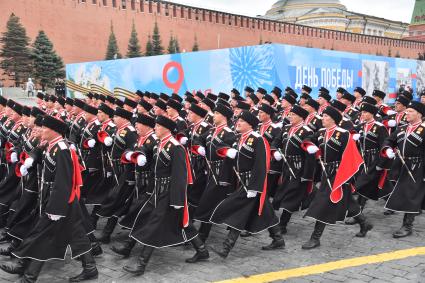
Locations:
69;143;76;151
246;191;257;198
180;137;188;145
388;120;397;127
104;137;113;147
125;151;134;161
273;151;283;161
352;133;361;141
376;166;383;171
20;165;28;177
385;148;395;159
306;145;319;154
226;148;237;159
10;152;18;163
171;206;183;210
24;157;34;168
137;155;147;166
197;146;206;156
47;214;63;221
87;139;96;148
106;172;112;178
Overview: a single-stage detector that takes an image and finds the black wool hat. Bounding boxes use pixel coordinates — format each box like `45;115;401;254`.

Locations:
282;94;297;105
318;91;332;102
115;99;124;108
65;97;74;106
323;106;342;124
362;96;377;105
86;92;94;99
57;97;66;107
407;101;425;116
236;100;251;110
171;93;183;103
302;85;312;94
300;93;311;100
42;115;67;136
114;107;133;121
13;102;23;115
74;99;86;110
290;104;309;120
195;91;205;100
360;102;378;115
22;106;31;117
400;90;413;101
271;86;282;98
84;104;98;116
305;98;320;111
201;98;215;111
248;93;260;105
159;93;169;102
49;95;57;103
285;86;295;93
6;99;15;108
207;93;218;102
396;95;410;107
136;114;155;128
231;88;240;96
93;93;99;100
106;95;116;104
124;98;137;108
263;94;275;105
189;103;208;118
258;103;275;116
0;96;7;106
238;110;259;129
36;92;44;100
257;87;267;95
98;94;106;102
244;86;254;94
98;103;114;117
354;87;366;96
156;115;176;132
185;95;198;104
167;99;183;112
341;92;356;104
330;99;347;112
214;103;233;120
319;87;330;94
372;90;386;100
233;94;244;101
336;87;347;94
150;92;159;100
217;98;231;108
138;99;153;112
155;100;167;111
30;107;46;118
136;90;144;98
34;115;44;127
218;92;230;101
287;90;298;99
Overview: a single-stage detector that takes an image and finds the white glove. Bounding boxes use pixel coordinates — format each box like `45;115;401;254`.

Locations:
47;214;63;221
273;151;283;161
104;136;113;147
137;155;147;166
226;148;237;159
20;165;28;176
10;152;18;163
87;139;96;148
125;151;134;161
69;144;76;151
247;191;257;198
353;133;361;141
24;157;34;168
172;206;183;209
385;148;395;159
306;145;319;154
197;146;206;156
388;120;397;127
106;172;113;178
180;137;188;145
376;166;383;171
387;110;397;116
275;122;283;128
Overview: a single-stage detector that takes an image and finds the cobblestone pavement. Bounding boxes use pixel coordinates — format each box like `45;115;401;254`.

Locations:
0;199;423;283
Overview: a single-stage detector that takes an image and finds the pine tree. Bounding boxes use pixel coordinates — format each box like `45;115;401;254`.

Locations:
0;13;32;86
174;36;181;53
152;22;164;55
167;35;181;54
105;23;122;60
31;31;65;90
126;21;142;58
145;35;154;56
192;35;199;52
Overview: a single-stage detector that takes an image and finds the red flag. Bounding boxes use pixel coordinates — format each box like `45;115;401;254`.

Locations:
330;133;364;203
258;137;270;216
68;149;83;203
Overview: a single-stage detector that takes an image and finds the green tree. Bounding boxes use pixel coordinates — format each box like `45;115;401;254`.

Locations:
0;13;32;86
105;23;122;60
167;35;181;54
152;22;164;55
192;35;199;52
126;21;142;58
31;30;65;90
145;34;154;56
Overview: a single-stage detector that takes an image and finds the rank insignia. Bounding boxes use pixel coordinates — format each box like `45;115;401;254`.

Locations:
146;139;151;144
120;130;126;137
336;132;340;139
53;147;58;156
247;138;253;145
417;127;423;134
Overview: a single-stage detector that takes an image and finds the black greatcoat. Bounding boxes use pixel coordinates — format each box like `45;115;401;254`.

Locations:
210;131;279;234
382;122;425;213
304;127;362;225
13;139;91;261
130;136;198;248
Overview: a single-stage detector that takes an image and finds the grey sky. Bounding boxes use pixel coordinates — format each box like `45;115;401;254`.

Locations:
168;0;416;23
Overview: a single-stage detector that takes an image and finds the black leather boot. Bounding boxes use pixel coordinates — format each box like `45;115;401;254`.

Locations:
69;252;98;282
0;258;27;275
97;217;118;244
354;214;373;237
0;238;20;256
279;211;292;234
185;236;209;263
111;238;136;258
90;206;100;230
19;259;44;283
302;221;326;250
87;234;103;257
214;228;240;259
123;246;154;276
393;213;415;238
198;223;212;243
0;231;11;244
262;225;285;250
384;209;395;215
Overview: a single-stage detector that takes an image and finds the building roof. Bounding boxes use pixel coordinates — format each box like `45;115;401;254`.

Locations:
411;0;425;25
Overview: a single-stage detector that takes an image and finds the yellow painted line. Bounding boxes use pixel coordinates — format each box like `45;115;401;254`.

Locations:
215;247;425;283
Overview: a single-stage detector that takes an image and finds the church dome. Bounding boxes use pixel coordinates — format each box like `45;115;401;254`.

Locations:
265;0;347;20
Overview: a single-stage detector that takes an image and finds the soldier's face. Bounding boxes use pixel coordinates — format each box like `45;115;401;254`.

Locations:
258;111;270;122
236;119;251;133
322;114;336;128
317;97;326;106
289;113;303;125
421;96;425;105
299;98;306;106
187;111;196;123
97;111;107;122
166;107;177;118
41;127;55;141
213;112;225;126
360;111;373;122
340;98;351;107
405;108;422;123
281;99;290;108
136;123;150;136
154;124;169;139
336;92;343;100
354;92;362;100
234;108;242;116
302;104;314;114
394;102;406;113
